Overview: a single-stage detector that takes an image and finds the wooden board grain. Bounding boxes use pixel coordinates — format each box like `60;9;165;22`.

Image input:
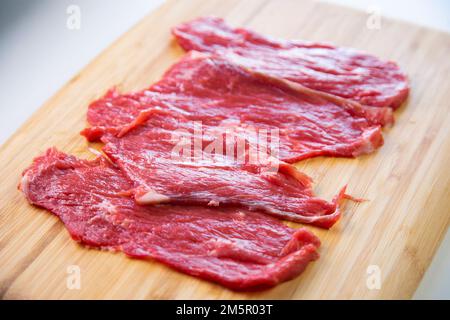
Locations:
1;0;449;299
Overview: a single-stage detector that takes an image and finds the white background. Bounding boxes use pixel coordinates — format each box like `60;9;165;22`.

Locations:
0;0;448;299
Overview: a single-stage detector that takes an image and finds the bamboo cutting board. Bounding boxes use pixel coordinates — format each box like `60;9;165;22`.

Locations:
1;0;449;300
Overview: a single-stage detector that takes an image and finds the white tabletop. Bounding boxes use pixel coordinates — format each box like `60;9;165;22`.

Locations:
1;0;448;299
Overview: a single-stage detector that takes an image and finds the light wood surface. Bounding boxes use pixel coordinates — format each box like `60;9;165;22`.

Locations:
1;0;449;299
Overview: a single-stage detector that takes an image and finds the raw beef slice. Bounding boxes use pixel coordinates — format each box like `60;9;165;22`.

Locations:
173;16;409;109
85;51;390;164
20;148;321;291
82;107;346;229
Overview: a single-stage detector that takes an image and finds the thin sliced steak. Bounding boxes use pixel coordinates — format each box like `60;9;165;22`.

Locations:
172;16;409;109
20;148;321;291
85;51;388;163
83;107;346;229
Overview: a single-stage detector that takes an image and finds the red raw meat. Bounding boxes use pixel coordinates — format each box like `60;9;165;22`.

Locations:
172;17;409;109
83;106;346;228
20;148;321;291
85;51;389;163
